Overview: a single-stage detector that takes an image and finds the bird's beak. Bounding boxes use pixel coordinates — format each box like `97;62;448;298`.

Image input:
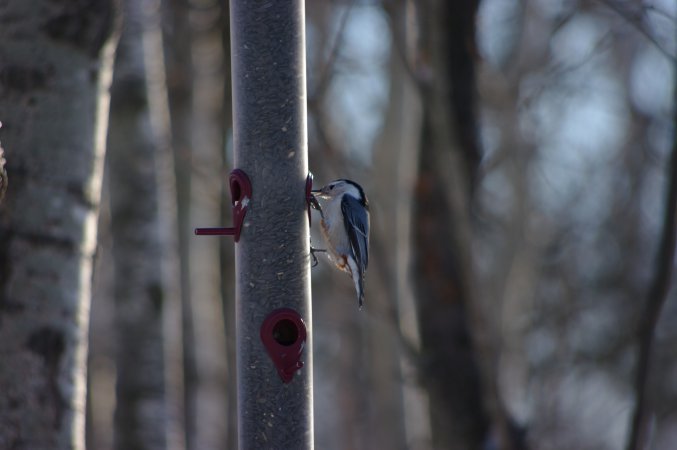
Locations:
311;188;329;199
308;193;323;216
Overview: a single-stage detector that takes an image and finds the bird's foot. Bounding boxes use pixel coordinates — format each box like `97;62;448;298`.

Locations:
310;247;326;267
309;193;324;219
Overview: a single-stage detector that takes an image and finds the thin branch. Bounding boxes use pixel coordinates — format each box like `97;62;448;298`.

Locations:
644;3;677;22
379;0;425;94
597;0;676;62
309;0;356;102
626;70;677;450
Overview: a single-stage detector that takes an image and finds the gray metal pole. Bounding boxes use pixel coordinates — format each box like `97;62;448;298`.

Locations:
230;0;313;448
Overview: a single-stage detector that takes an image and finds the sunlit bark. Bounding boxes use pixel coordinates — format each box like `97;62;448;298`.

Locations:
0;1;117;448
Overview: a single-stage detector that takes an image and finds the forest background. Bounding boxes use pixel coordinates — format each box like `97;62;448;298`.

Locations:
0;0;675;449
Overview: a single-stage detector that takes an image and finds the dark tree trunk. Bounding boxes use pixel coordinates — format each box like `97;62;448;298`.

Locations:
412;1;489;449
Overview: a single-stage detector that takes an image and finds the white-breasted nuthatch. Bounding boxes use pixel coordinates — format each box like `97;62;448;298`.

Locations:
311;179;370;308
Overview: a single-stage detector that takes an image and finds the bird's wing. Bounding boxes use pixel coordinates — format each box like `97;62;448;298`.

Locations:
341;195;369;274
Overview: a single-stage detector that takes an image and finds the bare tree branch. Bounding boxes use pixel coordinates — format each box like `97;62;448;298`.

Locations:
626;69;677;450
309;0;356;102
597;0;676;62
379;0;424;94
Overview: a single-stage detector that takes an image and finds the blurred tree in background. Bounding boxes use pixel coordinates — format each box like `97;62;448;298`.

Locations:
0;0;675;449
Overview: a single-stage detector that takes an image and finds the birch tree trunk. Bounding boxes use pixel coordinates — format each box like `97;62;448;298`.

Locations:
0;1;117;449
107;0;176;448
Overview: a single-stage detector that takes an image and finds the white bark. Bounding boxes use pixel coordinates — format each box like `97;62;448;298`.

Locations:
0;1;117;449
107;0;182;448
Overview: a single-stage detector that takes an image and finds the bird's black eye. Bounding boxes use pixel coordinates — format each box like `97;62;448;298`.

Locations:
329;185;335;190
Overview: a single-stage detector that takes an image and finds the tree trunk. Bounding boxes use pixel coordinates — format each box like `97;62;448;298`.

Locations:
371;2;427;448
164;0;231;447
107;0;172;448
219;2;239;447
161;0;198;447
412;1;490;449
0;1;117;449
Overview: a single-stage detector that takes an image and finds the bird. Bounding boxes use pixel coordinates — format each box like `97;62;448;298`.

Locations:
311;179;370;308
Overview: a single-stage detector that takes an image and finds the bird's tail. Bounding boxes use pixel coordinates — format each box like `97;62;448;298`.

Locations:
347;258;365;309
356;272;364;309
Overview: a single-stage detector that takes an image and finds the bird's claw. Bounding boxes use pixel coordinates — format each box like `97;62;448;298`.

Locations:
310;247;326;267
309;193;323;219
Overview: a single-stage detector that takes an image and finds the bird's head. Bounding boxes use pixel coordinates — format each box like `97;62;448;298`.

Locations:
312;179;367;207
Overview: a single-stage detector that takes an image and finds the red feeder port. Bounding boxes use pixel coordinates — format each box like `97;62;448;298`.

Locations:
260;308;307;383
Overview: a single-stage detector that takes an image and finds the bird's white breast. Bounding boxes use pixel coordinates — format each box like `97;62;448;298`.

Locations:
320;196;351;271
